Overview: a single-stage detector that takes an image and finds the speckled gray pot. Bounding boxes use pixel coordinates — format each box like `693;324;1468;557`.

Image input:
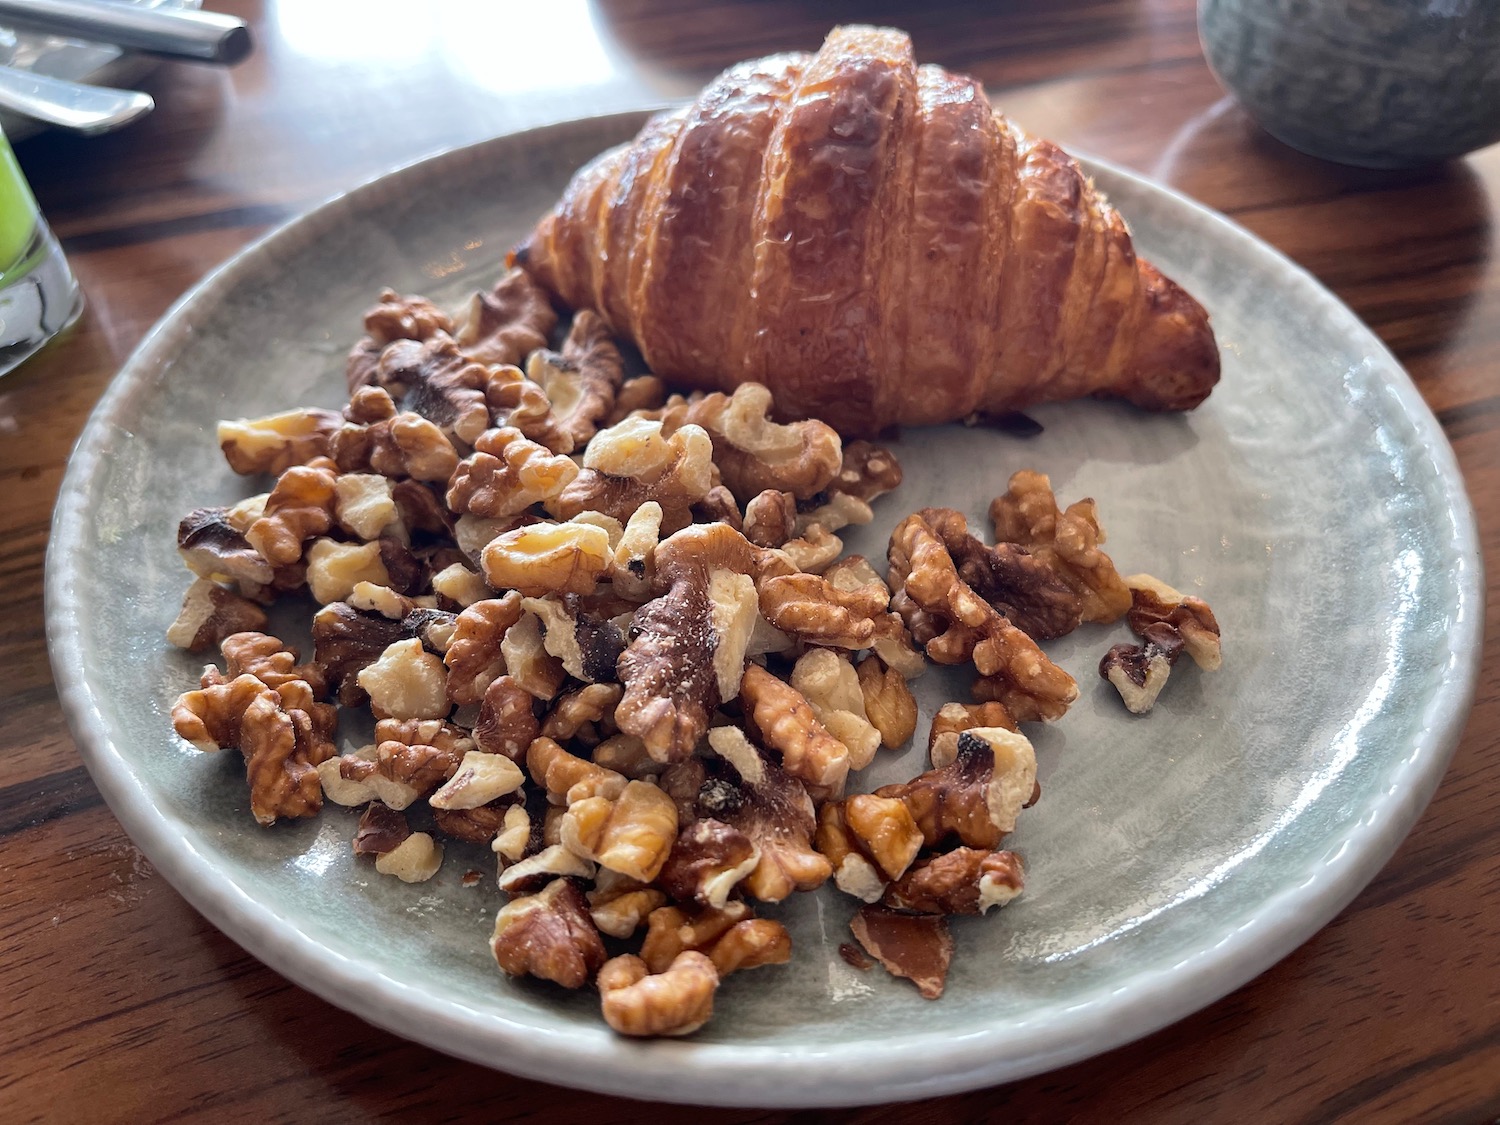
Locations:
47;113;1484;1106
1199;0;1500;168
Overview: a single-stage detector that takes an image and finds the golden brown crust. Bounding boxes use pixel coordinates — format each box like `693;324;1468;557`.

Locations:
516;26;1217;436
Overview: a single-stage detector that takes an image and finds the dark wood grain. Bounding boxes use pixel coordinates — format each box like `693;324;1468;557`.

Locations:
2;1;1497;1121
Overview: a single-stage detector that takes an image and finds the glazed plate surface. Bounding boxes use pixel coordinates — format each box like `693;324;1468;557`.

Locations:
47;112;1483;1106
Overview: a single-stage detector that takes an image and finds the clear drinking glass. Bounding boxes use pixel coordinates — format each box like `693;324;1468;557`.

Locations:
0;126;81;374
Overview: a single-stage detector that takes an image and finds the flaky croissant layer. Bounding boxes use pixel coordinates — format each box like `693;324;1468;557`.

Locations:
515;26;1219;436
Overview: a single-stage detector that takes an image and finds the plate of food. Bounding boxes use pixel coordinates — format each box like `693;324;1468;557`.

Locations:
47;25;1481;1108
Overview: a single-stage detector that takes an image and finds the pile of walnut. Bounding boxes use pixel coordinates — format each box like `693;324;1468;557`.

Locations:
168;269;1223;1034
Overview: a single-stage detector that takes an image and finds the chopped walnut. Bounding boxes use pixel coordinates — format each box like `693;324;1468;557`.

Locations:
758;572;887;650
551;421;715;534
452;268;557;367
884;848;1025;915
490;878;606;990
656;819;760;909
587;870;668;938
447;427;580;519
581;415;675;479
523;596;626;685
492;804;535;863
889;511;1077;722
794;492;872;539
525;311;623;448
166;579;268;652
477;675;543;762
989;471;1130;624
429;750;525;809
916;506;1083;641
171;673;336;826
701;726;831;902
778;525;845;573
1099;623;1185;714
876;728;1037;850
357;638;451;721
834;441;903;503
597;952;719;1038
560;779;678;882
218;408;342;476
739;663;850;796
331;407;460;483
363;288;452;347
607;374;669;425
481;517;613;597
789;650;881;771
304;538;390;604
856;655;918;748
1125;574;1222;671
539;683;622;744
927;700;1018;768
526;736;627;806
177;507;275;590
611;501;662;601
639;902;792;977
499;611;567;700
332;473;397;541
443;594;522;705
849;905;953;1000
245;464;339;567
374;831;445;882
653;383;842;503
352;801;411;856
497;843;596;896
219;631;328;696
321;718;472;809
743;489;797;548
842;794;923;881
429;562;491;608
311;600;455;706
815;802;888;903
432;801;515;844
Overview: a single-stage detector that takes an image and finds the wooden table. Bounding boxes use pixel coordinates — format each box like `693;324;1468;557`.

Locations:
4;1;1496;1121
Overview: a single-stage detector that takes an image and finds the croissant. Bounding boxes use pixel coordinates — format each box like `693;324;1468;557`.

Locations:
515;26;1219;436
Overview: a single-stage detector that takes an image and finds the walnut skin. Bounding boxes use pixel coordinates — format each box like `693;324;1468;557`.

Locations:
989;471;1131;624
490;878;606;990
452;268;557;367
850;905;952;1001
597;952;719;1037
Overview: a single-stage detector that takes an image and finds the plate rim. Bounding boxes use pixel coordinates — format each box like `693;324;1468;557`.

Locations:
45;111;1486;1107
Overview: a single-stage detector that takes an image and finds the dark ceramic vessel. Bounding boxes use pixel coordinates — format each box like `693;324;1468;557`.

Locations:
1199;0;1500;168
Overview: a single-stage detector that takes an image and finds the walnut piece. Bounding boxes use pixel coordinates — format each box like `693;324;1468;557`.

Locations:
474;675;540;760
743;489;797;548
849;905;953;1000
587;870;668;938
856;655;918;749
702;726;831;902
525;310;624;448
526;736;627;806
611;500;662;601
653;383;842;503
1125;574;1223;671
927;700;1018;768
842;794;923;881
552;421;714;534
539;682;622;744
757;572;887;650
560;779;678;882
452;268;557;367
499;611;567;700
177;507;275;589
833;440;903;503
245;464;338;567
639;902;791;977
334;473;397;540
739;663;850;796
815;802;887;903
374;831;444;882
304;538;390;604
218;408;342;476
166;579;268;652
884;848;1025;915
351;801;411;856
522;596;626;685
357;638;451;720
443;594;522;705
655;819;760;909
497;843;596;896
597;952;719;1038
311;600;456;706
428;750;525;809
490;878;606;989
447;427;579;519
1099;623;1185;714
218;630;328;696
876;728;1037;850
789;650;882;771
989;471;1130;624
481;517;613;597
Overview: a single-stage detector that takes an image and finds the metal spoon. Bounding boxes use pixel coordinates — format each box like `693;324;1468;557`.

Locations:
0;64;152;134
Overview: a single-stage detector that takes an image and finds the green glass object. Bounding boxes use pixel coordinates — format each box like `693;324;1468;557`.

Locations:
0;127;81;373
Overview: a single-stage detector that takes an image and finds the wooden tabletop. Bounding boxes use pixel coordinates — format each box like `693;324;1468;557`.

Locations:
4;1;1497;1121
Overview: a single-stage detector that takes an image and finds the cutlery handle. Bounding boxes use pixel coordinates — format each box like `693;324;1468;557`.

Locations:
0;64;153;133
0;0;251;65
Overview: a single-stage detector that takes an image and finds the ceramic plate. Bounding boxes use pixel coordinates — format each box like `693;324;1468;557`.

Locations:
47;112;1483;1107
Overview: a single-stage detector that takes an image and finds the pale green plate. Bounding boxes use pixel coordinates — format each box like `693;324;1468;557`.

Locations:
47;112;1483;1106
